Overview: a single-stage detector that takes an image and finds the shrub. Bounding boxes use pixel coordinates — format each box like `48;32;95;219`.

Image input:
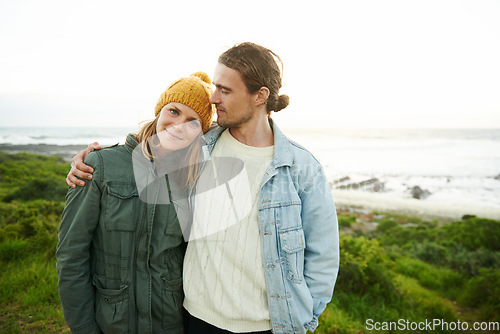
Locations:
0;151;69;203
0;201;62;260
0;239;29;263
338;214;356;229
3;178;68;202
442;218;500;251
376;219;398;233
413;241;449;266
447;246;500;278
338;235;397;301
460;268;500;319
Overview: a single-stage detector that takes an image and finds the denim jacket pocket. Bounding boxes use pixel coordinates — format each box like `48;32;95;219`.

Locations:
93;275;130;333
279;227;306;284
160;276;184;330
105;182;139;231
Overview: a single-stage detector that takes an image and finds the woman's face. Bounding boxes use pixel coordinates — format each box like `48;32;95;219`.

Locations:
155;102;202;152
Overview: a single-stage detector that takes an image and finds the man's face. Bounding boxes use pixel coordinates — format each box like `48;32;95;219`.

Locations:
210;63;256;128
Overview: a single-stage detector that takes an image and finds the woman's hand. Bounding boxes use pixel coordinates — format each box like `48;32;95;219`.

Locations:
66;142;102;188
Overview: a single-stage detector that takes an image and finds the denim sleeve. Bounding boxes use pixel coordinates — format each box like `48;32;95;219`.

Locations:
56;153;102;334
300;165;339;332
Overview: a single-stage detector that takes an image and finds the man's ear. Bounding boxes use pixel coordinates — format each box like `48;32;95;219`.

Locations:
254;87;270;107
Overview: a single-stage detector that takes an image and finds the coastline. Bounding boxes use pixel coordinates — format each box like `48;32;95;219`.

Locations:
0;143;88;162
1;144;499;221
333;190;500;221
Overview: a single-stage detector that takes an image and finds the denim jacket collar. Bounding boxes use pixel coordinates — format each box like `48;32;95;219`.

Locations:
269;119;293;169
202;119;293;169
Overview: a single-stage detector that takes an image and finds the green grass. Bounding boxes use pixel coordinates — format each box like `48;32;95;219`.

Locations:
394;275;457;322
0;152;70;332
317;305;366;334
0;151;69;203
318;276;458;334
0;245;69;332
394;256;465;299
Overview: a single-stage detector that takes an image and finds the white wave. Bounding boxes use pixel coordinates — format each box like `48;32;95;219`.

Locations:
0;127;136;145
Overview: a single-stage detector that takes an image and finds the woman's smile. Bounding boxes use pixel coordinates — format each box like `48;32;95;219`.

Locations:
165;127;183;140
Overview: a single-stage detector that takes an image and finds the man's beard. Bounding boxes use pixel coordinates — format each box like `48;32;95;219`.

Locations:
216;106;255;128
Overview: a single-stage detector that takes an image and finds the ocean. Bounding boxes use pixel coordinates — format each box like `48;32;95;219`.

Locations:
1;126;499;219
0;126;137;146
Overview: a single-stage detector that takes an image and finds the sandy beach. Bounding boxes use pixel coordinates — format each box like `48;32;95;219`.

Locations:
332;189;500;221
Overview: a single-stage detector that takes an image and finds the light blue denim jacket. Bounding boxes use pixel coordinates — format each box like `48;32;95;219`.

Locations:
199;120;339;333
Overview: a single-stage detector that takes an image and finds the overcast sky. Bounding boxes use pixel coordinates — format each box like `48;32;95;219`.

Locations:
1;0;499;129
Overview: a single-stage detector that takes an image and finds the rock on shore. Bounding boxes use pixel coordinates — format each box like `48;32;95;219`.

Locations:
408;185;432;199
330;176;385;192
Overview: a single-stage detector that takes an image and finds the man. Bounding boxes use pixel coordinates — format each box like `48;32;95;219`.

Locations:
67;42;339;334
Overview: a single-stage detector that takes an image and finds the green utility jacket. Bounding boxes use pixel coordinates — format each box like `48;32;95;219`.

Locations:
57;134;186;334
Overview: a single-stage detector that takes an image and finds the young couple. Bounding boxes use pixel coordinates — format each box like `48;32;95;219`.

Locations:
57;42;340;334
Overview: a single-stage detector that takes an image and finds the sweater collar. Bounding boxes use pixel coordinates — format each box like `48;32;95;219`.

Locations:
202;119;293;168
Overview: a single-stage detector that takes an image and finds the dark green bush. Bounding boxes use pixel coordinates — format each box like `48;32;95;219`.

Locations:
376;219;399;233
0;200;62;261
0;151;69;203
442;218;500;251
447;246;500;277
338;214;356;228
460;268;500;319
3;178;68;202
338;235;397;301
413;241;449;265
0;238;29;263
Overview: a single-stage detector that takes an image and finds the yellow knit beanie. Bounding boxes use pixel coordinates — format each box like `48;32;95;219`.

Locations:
154;72;215;133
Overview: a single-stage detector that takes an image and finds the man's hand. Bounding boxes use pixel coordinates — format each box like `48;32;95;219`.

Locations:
66;142;102;188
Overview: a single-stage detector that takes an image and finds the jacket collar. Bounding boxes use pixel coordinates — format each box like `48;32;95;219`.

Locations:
125;133;139;154
269;119;293;168
202;125;225;147
202;119;293;168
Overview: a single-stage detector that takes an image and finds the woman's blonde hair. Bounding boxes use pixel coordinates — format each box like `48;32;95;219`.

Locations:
135;114;203;190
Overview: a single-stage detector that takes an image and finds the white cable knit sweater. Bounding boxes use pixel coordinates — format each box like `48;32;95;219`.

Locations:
183;129;274;332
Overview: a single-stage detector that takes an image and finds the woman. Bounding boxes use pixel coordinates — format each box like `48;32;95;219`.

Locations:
56;72;215;334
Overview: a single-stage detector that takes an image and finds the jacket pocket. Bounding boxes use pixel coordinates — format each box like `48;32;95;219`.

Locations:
93;275;130;333
161;275;184;330
105;182;139;231
279;227;306;284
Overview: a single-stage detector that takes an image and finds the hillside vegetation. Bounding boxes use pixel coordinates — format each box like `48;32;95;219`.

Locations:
0;151;499;333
